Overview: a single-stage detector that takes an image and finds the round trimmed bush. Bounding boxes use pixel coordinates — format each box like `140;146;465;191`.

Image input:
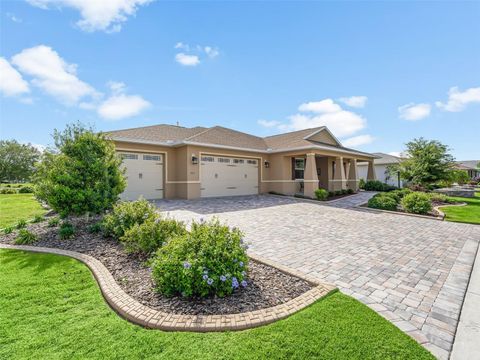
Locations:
151;218;248;298
18;186;34;193
314;188;328;201
121;217;186;255
0;188;17;194
367;193;398;211
102;199;158;239
401;192;432;214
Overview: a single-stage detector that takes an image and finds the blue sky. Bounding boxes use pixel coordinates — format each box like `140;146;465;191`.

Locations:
1;1;479;160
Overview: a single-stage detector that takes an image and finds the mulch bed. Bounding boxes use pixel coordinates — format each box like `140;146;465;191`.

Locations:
0;216;313;315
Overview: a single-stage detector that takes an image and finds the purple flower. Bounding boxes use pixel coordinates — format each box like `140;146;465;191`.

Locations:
183;261;191;269
220;275;227;282
241;280;248;288
202;274;208;280
239;261;244;267
207;278;213;285
232;277;239;288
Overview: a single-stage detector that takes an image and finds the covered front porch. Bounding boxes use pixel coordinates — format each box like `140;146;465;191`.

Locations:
294;153;377;198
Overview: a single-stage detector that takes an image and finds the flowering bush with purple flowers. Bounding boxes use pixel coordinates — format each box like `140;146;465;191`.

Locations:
151;218;249;297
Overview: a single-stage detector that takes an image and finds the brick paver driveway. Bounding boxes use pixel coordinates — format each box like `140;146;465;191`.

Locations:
154;194;480;359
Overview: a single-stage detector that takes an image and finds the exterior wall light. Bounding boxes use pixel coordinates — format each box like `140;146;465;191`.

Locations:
191;154;198;165
264;160;270;168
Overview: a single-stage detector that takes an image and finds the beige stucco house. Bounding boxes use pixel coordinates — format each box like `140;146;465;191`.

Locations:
108;124;377;200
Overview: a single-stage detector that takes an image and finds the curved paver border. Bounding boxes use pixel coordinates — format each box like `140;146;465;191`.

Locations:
434;202;467;219
0;243;335;332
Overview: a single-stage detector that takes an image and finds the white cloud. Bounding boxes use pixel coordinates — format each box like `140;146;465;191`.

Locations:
388;151;402;157
342;134;375;147
174;42;219;66
0;57;30;96
107;81;127;94
175;53;200;66
6;13;22;23
204;46;219;59
97;94;150;120
286;111;366;137
435;86;480;112
259;98;368;138
298;99;342;113
11;45;98;104
338;96;368;108
398;103;431;121
257;119;281;128
26;0;152;33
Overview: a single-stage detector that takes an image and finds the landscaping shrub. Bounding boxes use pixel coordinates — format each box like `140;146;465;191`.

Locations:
364;180;397;192
0;188;17;194
15;219;27;229
401;192;432;215
102;199;158;239
334;190;343;196
391;188;412;199
15;229;37;245
18;185;34;193
152;218;248;298
427;192;455;203
341;189;348;195
328;191;335;198
32;215;44;223
3;226;14;235
359;178;366;190
33;123;126;217
314;188;329;201
347;188;354;194
367;193;398;211
121;217;187;255
88;222;103;234
47;217;60;227
59;222;75;239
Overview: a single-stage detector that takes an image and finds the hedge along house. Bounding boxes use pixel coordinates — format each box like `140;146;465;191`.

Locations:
108;124;377;200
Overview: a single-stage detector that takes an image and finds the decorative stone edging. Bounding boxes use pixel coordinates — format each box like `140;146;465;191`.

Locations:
434;202;467;219
355;203;445;221
0;243;335;332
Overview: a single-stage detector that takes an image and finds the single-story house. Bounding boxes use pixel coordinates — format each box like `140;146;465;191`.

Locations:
358;152;404;188
454;161;480;179
108;124;377;200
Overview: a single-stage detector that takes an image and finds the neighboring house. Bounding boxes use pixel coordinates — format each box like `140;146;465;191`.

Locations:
454;160;480;179
108;124;377;200
357;152;404;187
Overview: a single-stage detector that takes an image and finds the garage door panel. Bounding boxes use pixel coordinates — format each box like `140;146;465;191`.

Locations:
200;156;258;198
119;152;164;201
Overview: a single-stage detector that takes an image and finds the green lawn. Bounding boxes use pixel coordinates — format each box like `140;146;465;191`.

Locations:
441;192;480;225
0;194;46;229
0;250;432;360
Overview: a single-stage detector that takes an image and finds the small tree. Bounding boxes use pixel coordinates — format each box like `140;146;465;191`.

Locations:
34;123;126;217
0;140;41;182
447;169;470;185
395;138;454;186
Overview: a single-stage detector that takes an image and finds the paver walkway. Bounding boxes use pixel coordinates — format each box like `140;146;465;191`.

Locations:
154;194;480;359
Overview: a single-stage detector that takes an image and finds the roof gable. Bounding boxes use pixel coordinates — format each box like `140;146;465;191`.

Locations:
303;127;341;146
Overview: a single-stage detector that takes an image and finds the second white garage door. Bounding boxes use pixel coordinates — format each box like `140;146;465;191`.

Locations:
200;156;259;197
118;152;164;201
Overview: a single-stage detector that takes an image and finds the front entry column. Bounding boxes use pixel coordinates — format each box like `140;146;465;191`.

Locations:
347;159;358;191
367;160;377;181
303;153;319;198
332;156;346;191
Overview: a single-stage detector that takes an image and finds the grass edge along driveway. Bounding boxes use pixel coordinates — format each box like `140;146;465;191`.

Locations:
441;192;480;225
0;249;433;360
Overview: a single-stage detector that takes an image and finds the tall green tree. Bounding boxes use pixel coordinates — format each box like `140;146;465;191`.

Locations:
395;138;455;186
34;123;126;217
0;140;41;182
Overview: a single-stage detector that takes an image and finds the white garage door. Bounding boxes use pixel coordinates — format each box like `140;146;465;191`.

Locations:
200;156;259;198
118;152;164;201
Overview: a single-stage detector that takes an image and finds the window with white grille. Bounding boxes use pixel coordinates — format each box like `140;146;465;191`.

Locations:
218;158;231;163
247;159;257;165
201;156;214;162
143;154;161;161
120;153;138;160
233;159;244;164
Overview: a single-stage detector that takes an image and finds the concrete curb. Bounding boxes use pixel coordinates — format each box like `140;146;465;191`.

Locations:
0;243;335;332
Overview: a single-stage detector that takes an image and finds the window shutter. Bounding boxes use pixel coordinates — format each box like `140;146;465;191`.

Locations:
291;158;295;180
